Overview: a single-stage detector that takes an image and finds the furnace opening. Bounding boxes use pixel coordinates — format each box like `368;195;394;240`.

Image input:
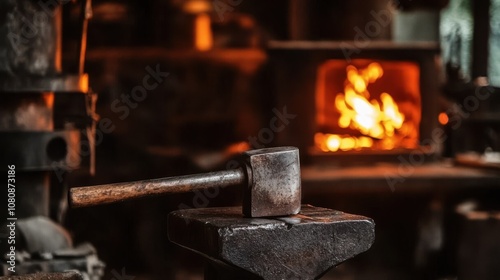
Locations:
315;59;421;152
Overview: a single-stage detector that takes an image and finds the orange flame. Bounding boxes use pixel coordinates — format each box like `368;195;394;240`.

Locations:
315;133;374;152
318;62;411;152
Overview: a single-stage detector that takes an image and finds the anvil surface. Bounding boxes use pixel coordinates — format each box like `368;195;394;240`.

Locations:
168;205;375;280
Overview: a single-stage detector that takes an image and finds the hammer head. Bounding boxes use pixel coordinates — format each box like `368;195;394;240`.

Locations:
241;146;301;217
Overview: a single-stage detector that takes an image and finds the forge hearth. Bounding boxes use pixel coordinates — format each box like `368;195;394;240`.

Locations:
315;59;421;152
268;41;441;164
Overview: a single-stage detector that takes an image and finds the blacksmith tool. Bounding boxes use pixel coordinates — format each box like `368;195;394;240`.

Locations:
69;146;375;279
70;147;301;217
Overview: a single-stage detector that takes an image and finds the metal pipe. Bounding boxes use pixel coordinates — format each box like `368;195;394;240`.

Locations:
76;0;92;75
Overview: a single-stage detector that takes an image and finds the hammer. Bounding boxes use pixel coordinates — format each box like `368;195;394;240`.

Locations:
69;146;301;217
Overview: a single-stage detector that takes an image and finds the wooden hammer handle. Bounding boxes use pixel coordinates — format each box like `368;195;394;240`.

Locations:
69;168;245;208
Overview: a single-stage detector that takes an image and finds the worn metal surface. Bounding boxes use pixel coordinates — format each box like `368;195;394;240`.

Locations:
0;75;89;93
0;271;83;280
70;147;301;218
0;243;104;279
0;93;54;130
242;146;301;217
168;205;375;280
0;130;81;171
0;0;62;76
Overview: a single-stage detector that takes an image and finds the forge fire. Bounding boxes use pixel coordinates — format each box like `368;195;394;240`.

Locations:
315;59;421;152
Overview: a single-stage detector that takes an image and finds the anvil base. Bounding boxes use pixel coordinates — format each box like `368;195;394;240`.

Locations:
168;205;375;280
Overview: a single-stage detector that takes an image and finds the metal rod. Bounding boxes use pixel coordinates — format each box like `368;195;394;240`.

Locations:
77;0;92;75
70;168;246;208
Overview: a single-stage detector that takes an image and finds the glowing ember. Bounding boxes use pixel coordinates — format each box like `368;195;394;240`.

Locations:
315;133;374;152
438;112;449;125
317;62;412;152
